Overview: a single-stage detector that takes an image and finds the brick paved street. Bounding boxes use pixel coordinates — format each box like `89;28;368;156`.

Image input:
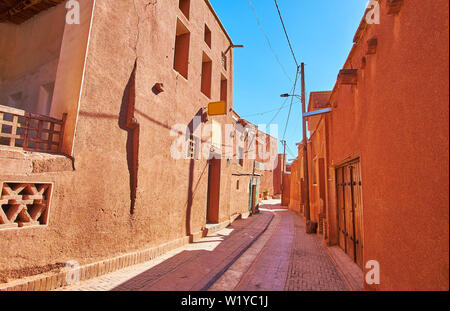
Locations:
57;212;273;291
57;202;349;291
234;211;294;291
284;212;349;291
229;205;349;291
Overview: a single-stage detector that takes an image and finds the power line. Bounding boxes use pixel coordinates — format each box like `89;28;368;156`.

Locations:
240;105;289;118
267;82;297;125
274;0;299;67
282;66;300;141
286;144;297;158
246;0;292;82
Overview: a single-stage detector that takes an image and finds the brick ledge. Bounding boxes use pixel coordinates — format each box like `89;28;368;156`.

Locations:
0;236;190;291
0;211;248;291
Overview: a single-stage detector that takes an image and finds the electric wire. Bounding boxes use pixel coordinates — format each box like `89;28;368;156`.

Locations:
245;0;303;159
282;66;300;141
240;105;289;118
286;144;297;158
267;82;297;126
246;0;293;82
274;0;299;67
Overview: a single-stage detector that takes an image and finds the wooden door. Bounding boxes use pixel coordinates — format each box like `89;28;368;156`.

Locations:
336;159;364;268
343;165;355;261
336;168;346;251
352;161;364;268
207;159;221;223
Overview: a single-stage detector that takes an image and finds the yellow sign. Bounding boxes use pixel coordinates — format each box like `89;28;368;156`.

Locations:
208;101;227;116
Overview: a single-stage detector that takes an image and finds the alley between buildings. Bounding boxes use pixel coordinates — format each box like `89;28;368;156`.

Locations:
56;201;350;291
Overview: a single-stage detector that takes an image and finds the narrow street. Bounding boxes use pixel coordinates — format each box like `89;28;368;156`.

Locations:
57;201;349;291
1;0;447;294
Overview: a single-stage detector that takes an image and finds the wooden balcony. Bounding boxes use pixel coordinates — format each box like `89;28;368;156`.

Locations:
0;104;67;154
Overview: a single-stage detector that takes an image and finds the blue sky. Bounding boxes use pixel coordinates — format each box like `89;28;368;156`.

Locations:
210;0;368;161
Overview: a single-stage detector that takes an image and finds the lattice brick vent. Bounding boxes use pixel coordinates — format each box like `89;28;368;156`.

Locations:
0;182;52;229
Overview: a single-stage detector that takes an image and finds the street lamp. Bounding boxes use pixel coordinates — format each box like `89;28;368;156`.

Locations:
280;93;300;99
280;93;332;117
224;44;244;54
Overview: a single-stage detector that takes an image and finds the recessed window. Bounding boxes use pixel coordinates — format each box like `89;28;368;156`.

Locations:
220;75;227;103
221;52;227;71
201;52;212;98
174;19;190;79
204;24;211;48
238;147;244;166
0;182;53;229
236;180;240;190
179;0;190;19
187;134;195;159
312;159;318;185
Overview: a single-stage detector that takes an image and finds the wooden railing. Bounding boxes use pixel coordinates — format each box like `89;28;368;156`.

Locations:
0;104;67;154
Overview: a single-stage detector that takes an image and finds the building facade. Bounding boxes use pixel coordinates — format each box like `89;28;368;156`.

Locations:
0;0;279;285
285;0;449;290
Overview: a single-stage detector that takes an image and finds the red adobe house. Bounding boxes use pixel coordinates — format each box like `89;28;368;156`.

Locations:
0;0;281;289
286;0;449;290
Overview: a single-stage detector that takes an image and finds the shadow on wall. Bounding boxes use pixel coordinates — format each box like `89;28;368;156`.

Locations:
119;61;139;215
185;109;208;236
80;84;209;234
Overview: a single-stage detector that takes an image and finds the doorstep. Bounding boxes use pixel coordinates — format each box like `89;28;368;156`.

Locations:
326;245;365;291
203;213;242;236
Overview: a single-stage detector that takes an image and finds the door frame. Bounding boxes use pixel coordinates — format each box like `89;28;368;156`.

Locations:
206;158;221;224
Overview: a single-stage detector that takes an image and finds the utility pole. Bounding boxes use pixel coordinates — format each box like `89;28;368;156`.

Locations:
281;140;286;192
251;157;256;215
300;62;311;224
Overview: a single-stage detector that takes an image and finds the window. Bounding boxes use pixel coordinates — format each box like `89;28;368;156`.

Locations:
0;182;53;229
238;147;244;166
187;134;195;159
174;19;190;79
220;75;227;103
179;0;190;19
312;158;318;185
221;52;227;71
204;24;211;48
236;180;240;190
201;52;212;98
